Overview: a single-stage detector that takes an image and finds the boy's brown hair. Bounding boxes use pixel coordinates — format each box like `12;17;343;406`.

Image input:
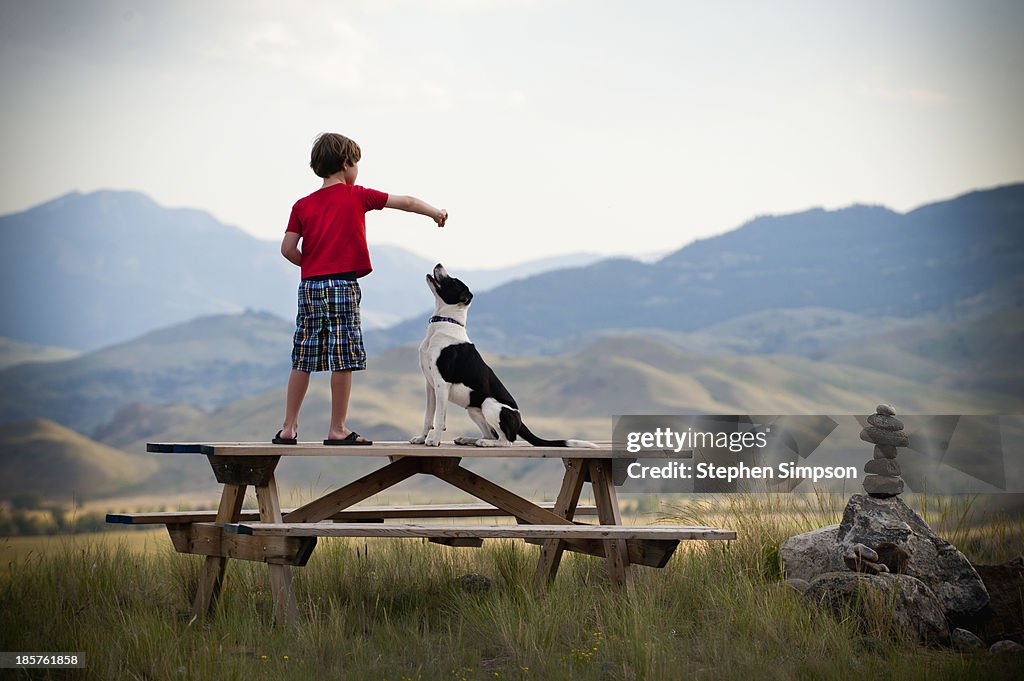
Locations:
310;132;362;178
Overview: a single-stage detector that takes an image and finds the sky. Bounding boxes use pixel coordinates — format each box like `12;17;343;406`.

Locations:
1;0;1022;269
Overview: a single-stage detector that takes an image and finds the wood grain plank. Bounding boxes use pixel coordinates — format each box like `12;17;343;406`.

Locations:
282;456;424;523
190;482;245;621
228;522;737;540
256;471;299;625
107;503;600;525
589;459;632;588
534;458;587;589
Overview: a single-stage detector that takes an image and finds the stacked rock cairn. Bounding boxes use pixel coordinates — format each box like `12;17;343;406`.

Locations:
842;404;913;575
859;403;908;499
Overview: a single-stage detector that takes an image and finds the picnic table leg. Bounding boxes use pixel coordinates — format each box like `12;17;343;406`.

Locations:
533;458;586;590
256;471;299;625
191;482;246;621
588;459;633;589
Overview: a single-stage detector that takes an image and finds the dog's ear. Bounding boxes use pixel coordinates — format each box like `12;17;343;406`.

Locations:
460;291;473;305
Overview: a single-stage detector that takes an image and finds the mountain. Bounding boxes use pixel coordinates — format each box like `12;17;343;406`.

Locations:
0;191;298;351
0;418;158;501
0;311;294;434
0;190;603;349
368;185;1024;356
359;246;602;327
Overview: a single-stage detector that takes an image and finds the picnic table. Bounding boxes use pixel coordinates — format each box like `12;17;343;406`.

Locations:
108;441;736;625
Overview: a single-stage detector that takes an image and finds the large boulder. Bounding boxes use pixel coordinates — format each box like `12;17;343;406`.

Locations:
803;572;950;646
779;524;841;581
835;494;989;621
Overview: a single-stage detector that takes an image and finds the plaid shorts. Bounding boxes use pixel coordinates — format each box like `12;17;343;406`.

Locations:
291;278;367;372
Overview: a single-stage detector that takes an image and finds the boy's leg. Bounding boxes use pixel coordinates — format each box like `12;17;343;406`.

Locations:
281;369;311;439
327;369;369;442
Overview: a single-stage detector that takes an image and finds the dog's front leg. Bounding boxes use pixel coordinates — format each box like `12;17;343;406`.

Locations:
410;381;436;444
425;382;449;447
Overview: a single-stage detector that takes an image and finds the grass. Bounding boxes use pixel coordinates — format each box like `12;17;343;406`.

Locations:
1;495;1021;680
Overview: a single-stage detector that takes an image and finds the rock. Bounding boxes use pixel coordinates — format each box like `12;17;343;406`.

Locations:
864;459;901;476
836;494;989;622
867;414;905;431
779;524;842;582
989;640;1024;655
951;628;986;651
859;427;910;447
873;445;898;460
845;552;889;575
784;578;811;594
457;573;494;594
852;543;878;563
863;474;905;497
958;556;1024;643
876;404;896;416
875;542;911;574
803;572;950;645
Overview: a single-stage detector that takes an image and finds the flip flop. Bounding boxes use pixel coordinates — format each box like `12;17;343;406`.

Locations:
323;432;373;446
272;429;298;445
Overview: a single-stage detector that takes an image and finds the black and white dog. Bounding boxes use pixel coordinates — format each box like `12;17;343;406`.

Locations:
410;264;597;448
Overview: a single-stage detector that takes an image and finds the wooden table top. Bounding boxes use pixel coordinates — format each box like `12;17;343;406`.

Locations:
148;440;619;458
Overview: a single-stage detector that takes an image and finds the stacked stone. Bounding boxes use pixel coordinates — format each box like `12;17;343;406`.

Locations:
858;403;908;498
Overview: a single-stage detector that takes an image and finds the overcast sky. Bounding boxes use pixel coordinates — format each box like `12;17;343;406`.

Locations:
1;0;1022;268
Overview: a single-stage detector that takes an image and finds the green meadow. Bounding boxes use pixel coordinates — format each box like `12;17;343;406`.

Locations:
2;495;1021;680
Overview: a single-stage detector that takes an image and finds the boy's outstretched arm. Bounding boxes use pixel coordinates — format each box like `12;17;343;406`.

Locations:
281;232;302;266
385;195;447;227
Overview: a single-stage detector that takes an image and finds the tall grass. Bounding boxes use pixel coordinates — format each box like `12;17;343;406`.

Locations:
1;495;1021;680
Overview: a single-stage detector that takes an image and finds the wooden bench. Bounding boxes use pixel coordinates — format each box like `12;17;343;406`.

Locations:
106;502;599;525
227;521;736;542
107;503;602;551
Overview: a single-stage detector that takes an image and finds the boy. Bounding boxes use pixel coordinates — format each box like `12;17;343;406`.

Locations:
274;132;447;445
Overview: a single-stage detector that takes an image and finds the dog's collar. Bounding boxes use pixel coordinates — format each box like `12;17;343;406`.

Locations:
429;315;465;327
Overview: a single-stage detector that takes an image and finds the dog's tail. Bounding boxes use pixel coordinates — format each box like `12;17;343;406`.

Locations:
517;422;598;448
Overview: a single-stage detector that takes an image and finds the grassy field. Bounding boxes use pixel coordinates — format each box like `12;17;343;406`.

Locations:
1;495;1021;680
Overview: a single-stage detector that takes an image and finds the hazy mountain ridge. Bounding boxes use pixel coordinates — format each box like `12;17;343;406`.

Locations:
369;184;1024;355
0;190;601;349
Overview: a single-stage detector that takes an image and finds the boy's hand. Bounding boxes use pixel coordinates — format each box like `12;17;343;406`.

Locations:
434;209;448;228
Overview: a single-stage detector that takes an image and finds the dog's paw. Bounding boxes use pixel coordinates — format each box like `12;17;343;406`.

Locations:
424;435;442;447
453;436;478;446
473;439;506;448
409;436;427;445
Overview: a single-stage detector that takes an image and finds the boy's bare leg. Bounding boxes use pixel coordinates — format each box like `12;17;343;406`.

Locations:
280;369;310;439
327;370;369;441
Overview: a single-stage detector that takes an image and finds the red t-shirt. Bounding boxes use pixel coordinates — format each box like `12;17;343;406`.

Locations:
285;183;389;279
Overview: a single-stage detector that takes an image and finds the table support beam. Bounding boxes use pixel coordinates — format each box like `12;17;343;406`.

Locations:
257;470;298;625
283;456;424;523
534;458;586;589
589;459;633;589
190;482;246;623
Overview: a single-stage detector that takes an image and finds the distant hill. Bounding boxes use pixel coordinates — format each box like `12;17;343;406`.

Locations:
0;418;158;501
0;190;602;349
368;184;1024;355
0;337;78;370
123;332;1021;503
3;326;1021;506
137;333;1022;452
0;311;294;434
